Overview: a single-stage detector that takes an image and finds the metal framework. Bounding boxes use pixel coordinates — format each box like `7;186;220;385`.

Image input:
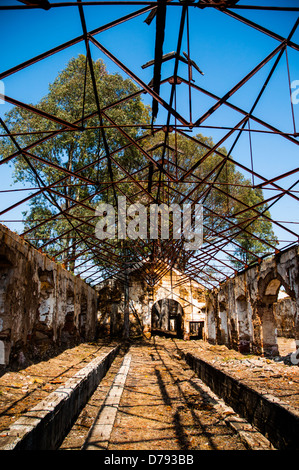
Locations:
0;0;298;289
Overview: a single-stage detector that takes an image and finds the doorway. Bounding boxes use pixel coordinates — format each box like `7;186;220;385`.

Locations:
151;299;183;338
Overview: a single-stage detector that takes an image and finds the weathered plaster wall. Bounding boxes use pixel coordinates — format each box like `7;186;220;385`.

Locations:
3;221;297;366
97;247;299;355
97;265;206;340
150;268;206;339
0;224;98;368
206;245;299;357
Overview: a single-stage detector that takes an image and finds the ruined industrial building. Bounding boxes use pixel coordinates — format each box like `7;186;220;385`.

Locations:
0;0;298;453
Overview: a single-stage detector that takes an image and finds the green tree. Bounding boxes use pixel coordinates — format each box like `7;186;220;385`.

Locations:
0;55;277;276
0;54;150;270
139;131;278;269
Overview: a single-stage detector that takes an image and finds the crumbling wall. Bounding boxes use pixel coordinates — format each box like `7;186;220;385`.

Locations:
96;265;206;340
0;224;97;368
273;296;296;338
207;245;299;358
153;269;206;339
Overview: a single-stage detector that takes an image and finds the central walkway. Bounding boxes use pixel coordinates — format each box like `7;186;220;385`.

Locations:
105;343;246;451
60;339;267;451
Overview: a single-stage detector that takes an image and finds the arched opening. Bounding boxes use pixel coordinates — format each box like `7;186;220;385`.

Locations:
151;299;183;338
258;273;296;357
274;285;297;358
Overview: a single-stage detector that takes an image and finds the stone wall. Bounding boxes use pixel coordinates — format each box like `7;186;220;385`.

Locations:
273;296;296;338
2;222;297;366
184;351;299;450
0;224;98;368
206;245;299;358
97;247;299;356
97;264;206;340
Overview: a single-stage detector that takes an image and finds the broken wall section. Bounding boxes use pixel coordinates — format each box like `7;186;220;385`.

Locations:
206;245;299;360
97;265;206;340
0;224;97;369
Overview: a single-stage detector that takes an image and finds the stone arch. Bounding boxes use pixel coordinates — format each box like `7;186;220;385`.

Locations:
259;271;295;303
256;271;295;357
151;298;183;338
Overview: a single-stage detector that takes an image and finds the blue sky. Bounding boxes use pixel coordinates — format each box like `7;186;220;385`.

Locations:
0;0;298;248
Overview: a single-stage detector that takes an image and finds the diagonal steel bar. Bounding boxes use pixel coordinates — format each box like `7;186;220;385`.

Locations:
176;76;299;147
180;116;248;182
89;35;189;126
222;8;299;52
193;42;287;128
176;129;299;204
0;5;156;81
0;93;80;130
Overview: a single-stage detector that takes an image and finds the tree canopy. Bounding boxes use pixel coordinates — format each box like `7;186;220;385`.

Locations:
0;54;150;270
0;54;277;279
